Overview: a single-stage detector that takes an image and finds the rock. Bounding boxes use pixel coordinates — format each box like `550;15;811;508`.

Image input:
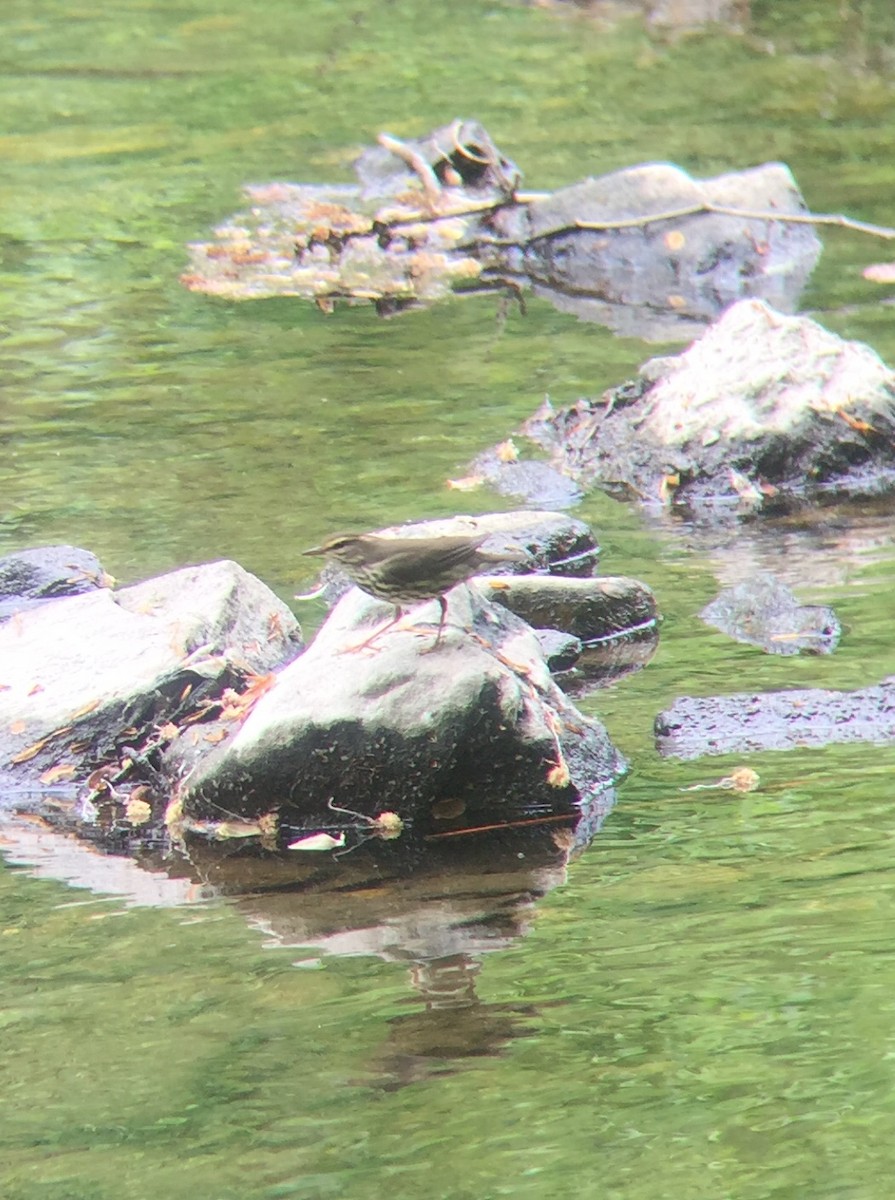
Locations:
174;582;626;835
533;629;583;674
464;451;584;509
656;676;895;759
0;559;303;788
491;162;820;340
701;573;840;655
302;509;600;607
185;123;816;336
521;299;895;515
482;573;658;644
0;545;112;621
483;573;661;693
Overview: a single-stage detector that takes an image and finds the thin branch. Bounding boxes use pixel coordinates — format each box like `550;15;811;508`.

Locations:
569;202;895;240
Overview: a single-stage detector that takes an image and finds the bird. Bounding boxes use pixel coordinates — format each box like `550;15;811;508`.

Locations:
302;529;526;647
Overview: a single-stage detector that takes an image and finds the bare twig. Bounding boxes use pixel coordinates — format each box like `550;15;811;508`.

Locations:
471;200;895;246
569;203;895;240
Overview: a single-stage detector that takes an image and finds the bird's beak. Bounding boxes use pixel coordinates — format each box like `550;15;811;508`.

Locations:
301;545;325;556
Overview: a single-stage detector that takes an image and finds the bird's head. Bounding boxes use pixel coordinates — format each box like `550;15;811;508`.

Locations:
302;533;369;566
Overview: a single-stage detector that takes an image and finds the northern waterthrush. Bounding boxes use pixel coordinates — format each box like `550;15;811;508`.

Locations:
302;529;526;645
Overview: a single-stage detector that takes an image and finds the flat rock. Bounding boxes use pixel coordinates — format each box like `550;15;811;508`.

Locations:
656;676;895;758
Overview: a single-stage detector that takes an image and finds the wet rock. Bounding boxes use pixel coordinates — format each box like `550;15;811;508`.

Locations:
521;299;895;515
184;122;817;335
174;582;626;833
701;573;841;655
484;574;660;693
483;572;658;644
464;450;584;508
0;545;112;621
0;560;303;789
656;676;895;758
489;162;820;340
533;628;584;673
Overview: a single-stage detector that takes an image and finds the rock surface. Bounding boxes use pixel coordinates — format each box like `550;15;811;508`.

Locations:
491;162;820;340
175;582;626;834
0;545;112;621
483;572;658;644
656;676;895;758
0;559;302;788
519;299;895;514
701;573;840;655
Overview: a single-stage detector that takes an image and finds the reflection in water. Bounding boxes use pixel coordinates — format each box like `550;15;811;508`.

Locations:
0;819;208;908
0;786;615;1087
662;493;895;591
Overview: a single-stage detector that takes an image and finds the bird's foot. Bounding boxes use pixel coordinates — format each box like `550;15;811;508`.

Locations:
337;615;402;654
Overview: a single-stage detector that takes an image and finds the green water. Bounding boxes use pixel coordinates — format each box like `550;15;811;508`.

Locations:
4;1;895;1197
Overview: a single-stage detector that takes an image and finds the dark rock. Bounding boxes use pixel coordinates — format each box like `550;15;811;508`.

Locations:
656;676;895;759
483;572;658;644
533;628;584;673
0;545;112;621
484;573;661;693
701;573;841;655
174;583;626;833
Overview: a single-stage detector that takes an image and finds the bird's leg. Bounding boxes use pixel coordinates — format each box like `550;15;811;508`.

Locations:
433;594;449;648
403;594;452;651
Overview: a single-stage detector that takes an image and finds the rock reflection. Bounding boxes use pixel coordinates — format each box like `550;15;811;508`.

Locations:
1;783;616;1086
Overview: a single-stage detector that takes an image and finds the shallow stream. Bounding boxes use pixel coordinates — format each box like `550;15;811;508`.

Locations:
3;2;895;1197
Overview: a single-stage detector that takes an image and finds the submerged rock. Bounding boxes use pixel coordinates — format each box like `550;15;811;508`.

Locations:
701;573;840;655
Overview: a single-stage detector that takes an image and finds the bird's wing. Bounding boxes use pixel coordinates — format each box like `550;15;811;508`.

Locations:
382;536;487;585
